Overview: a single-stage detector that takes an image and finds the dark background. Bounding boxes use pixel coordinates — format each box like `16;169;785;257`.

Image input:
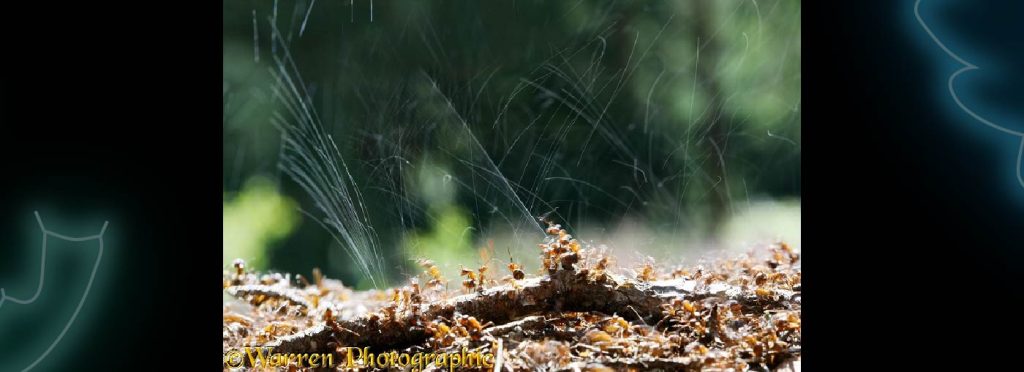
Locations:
0;1;1020;370
805;1;1024;369
0;2;221;369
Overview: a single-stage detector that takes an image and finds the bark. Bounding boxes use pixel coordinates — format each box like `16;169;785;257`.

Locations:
251;269;798;354
226;284;314;310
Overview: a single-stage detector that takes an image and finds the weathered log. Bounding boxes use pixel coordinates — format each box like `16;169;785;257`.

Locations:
226;284;314;310
557;357;696;371
252;268;797;354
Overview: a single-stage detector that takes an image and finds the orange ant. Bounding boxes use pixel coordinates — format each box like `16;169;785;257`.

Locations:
590;256;611;283
507;247;525;280
476;241;496;289
453;313;492;341
230;258;246;285
233;258;245;276
538;216;582;273
459;252;492;293
425;320;455;348
417;258;445;290
636;257;657;282
459;265;478;292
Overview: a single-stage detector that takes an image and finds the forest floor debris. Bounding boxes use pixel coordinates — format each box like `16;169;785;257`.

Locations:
224;224;800;371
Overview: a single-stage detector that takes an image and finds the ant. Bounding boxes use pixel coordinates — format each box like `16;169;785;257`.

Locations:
636;256;657;282
507;247;525;280
590;256;612;283
417;258;445;290
460;265;478;292
538;216;583;274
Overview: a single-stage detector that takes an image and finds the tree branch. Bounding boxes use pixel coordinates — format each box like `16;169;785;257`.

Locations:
254;269;798;354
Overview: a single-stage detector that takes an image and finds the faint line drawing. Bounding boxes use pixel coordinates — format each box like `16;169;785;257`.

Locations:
914;0;1024;189
0;212;107;372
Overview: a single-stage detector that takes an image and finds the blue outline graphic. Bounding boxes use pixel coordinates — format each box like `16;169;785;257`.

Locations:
913;0;1024;190
0;212;107;372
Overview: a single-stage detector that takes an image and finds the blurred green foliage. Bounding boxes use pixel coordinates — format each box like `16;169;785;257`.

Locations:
402;161;475;270
223;0;800;287
223;177;298;270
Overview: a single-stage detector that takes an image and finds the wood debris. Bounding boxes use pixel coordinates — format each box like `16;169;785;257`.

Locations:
224;223;801;371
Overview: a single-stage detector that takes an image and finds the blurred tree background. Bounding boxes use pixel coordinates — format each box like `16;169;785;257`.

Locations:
223;0;800;289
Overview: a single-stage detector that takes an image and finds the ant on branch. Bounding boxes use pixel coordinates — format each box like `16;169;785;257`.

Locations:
538;215;582;275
